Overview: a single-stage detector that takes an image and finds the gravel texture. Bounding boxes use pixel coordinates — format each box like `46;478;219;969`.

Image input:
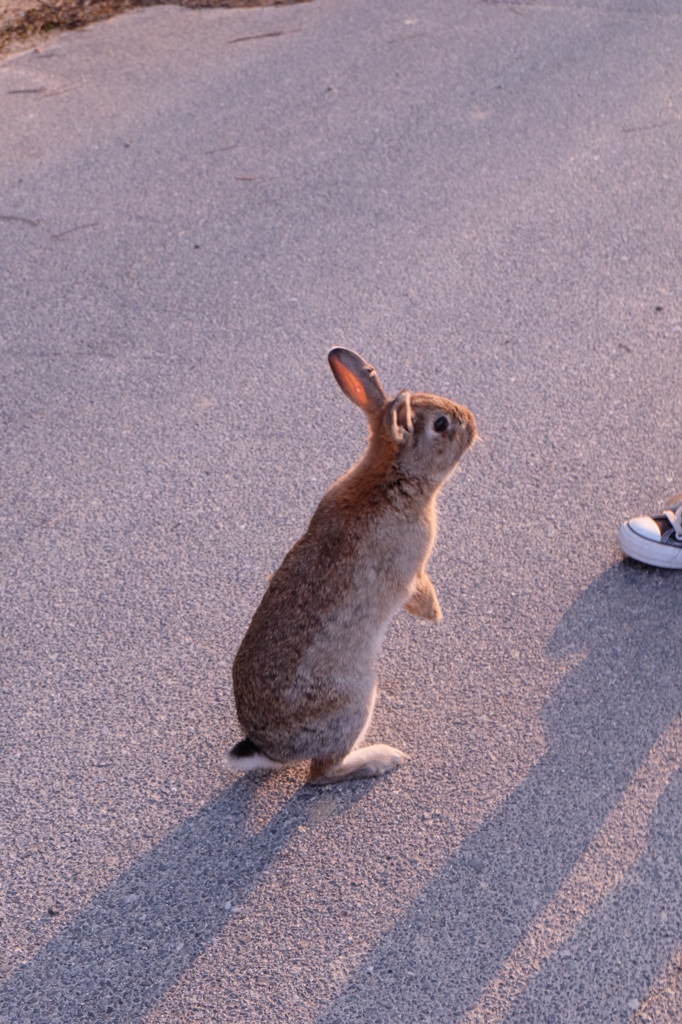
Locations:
1;0;682;1021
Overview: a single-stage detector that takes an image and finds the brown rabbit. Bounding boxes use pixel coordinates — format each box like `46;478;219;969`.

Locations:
227;348;476;785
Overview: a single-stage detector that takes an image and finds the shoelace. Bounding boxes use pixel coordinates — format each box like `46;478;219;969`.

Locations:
664;504;682;541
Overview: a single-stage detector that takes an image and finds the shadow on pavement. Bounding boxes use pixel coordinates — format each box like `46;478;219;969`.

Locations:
0;771;335;1023
317;560;682;1024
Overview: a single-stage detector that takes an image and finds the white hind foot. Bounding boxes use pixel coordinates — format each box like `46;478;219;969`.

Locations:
224;737;285;773
224;750;285;772
308;744;407;786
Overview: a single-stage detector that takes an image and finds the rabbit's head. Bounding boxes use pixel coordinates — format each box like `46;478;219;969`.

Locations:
328;348;476;490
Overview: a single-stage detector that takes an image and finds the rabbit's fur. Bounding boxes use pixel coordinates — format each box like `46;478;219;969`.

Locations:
228;348;476;785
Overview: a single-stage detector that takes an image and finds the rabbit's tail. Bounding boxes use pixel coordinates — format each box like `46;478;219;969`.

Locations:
225;737;284;771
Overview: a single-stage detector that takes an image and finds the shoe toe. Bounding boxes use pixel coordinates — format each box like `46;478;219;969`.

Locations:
627;516;662;542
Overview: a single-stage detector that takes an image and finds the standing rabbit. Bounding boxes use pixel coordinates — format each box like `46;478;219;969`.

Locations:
228;348;476;785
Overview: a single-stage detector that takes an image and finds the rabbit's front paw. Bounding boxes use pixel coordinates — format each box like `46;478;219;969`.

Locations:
405;572;442;622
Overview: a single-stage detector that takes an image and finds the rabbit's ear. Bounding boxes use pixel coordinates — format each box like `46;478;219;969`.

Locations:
390;391;413;444
328;348;387;416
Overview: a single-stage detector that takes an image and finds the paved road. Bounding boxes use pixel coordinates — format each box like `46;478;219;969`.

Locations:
2;0;682;1021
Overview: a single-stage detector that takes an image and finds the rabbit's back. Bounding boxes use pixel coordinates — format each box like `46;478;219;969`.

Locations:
232;492;432;760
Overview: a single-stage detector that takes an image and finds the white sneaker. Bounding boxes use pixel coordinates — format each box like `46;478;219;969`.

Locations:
618;494;682;569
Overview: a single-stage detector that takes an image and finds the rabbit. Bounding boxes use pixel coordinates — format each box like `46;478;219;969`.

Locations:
227;347;477;785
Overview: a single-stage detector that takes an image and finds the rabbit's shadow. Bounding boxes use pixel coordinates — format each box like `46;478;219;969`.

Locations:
317;559;682;1023
0;769;375;1024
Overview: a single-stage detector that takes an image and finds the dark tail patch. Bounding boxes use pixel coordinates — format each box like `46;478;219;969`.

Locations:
229;737;261;759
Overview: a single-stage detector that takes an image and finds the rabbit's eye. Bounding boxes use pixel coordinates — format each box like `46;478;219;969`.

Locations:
433;416;449;433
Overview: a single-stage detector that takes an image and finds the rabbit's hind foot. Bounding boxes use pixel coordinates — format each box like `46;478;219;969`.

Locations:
224;737;284;773
307;744;407;786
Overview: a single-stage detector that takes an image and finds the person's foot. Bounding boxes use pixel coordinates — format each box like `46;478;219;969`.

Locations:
618;494;682;568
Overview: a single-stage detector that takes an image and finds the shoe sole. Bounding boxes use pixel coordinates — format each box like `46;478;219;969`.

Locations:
618;523;682;569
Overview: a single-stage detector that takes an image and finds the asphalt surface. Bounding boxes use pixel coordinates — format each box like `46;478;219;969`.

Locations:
1;0;682;1021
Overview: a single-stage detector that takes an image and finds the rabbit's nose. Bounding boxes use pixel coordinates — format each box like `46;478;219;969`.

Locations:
462;410;477;445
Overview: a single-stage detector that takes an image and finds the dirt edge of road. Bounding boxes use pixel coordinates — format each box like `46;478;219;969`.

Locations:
0;0;311;57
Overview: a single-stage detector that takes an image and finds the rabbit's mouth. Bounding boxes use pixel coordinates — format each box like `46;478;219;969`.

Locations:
458;406;477;445
446;410;477;458
463;416;478;450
